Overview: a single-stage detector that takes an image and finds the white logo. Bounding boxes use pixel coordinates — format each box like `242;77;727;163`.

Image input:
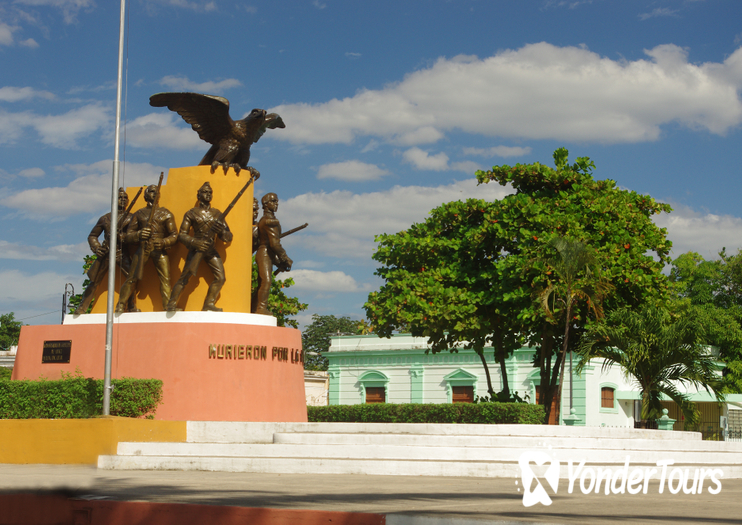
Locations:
518;450;560;507
516;450;724;507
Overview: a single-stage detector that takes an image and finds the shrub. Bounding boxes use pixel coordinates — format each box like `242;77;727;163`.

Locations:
0;373;162;419
0;368;11;381
308;402;545;425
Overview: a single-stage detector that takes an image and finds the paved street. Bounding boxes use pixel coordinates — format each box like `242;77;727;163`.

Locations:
0;464;739;524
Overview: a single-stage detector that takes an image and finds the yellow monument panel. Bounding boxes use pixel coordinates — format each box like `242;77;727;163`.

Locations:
91;165;254;314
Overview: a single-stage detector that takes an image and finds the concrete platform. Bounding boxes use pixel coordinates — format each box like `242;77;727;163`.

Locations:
98;422;742;479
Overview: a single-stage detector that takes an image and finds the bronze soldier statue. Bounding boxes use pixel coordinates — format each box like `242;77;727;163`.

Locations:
253;193;293;316
74;188;137;314
167;182;233;312
116;184;178;313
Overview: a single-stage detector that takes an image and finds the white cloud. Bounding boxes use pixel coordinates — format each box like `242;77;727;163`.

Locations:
317;160;390;181
0;22;16;46
639;8;678;21
142;0;216;13
402;148;482;174
0;269;79;314
403;148;449;171
290;270;371;292
18;167;44;178
0;86;56;102
450;160;482;174
269;43;742;146
33;103;111;148
463;145;532;158
0;241;87;261
0;161;166;218
296;260;326;269
19;38;38;48
157;76;242;94
396;126;444;146
313;0;327;9
345;52;361;59
278;178;514;260
126;113;203;150
655;204;742;260
14;0;96;24
0;103;110;148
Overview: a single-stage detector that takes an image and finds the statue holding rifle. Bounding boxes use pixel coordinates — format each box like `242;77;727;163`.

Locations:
253;193;295;316
116;176;178;313
167;174;257;312
74;187;142;315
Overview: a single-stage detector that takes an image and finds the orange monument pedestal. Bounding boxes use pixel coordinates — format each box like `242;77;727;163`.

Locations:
13;313;307;422
12;165;307;422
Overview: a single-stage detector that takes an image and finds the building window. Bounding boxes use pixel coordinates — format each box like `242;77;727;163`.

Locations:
366;387;385;404
443;368;478;404
358;370;389;404
452;385;474;403
601;387;615;409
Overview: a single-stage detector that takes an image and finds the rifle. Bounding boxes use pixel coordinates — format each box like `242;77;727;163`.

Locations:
134;173;164;280
100;186;143;258
118;186;143;231
109;186;144;277
272;223;308;276
280;222;308;239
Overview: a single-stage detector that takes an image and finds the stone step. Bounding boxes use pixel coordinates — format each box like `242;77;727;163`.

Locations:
97;453;742;480
271;432;741;452
112;441;742;466
185;421;700;443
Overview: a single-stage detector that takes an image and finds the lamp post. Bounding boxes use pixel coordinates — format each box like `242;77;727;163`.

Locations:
61;283;74;324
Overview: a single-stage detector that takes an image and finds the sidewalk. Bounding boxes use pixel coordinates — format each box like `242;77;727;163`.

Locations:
0;464;739;524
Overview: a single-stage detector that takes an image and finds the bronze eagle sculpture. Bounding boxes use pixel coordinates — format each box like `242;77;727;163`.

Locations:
149;92;285;175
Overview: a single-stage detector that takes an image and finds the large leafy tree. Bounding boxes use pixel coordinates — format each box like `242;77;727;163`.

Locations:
366;148;672;422
302;314;372;371
578;306;724;426
669;250;742;392
0;312;23;351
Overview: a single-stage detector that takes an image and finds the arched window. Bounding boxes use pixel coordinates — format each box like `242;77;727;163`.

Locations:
358;370;389;404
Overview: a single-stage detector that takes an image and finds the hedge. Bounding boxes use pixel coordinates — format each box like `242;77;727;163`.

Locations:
0;373;163;419
307;402;545;425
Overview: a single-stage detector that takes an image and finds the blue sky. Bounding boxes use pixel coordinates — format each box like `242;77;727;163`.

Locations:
1;0;742;327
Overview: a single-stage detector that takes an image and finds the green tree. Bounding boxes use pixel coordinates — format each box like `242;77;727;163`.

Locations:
302;314;371;371
669;250;742;392
248;260;308;328
366;148;672;422
267;276;308;329
537;237;612;411
0;312;23;351
578;306;724;425
67;254;97;314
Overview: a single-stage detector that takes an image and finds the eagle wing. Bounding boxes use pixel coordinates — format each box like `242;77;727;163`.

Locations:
149;92;235;146
252;113;285;144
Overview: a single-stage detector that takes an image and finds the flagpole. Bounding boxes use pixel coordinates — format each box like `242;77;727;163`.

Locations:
104;0;126;416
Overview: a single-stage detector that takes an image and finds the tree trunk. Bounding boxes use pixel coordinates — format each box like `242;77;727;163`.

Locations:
556;301;572;419
539;326;559;424
496;347;510;399
476;348;496;398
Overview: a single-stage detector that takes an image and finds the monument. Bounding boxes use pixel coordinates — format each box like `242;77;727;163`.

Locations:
11;93;308;422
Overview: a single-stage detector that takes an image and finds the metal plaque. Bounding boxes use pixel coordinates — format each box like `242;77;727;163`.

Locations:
42;340;72;364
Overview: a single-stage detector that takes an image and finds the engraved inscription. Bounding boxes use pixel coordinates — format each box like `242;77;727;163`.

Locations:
42;340;72;364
